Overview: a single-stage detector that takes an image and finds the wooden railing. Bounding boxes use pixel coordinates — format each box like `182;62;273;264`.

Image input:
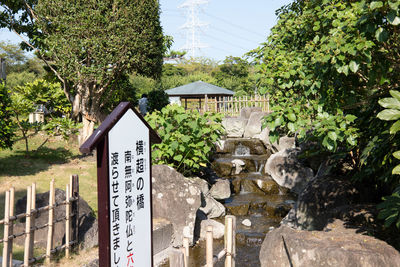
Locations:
1;175;79;267
170;215;236;267
202;95;270;116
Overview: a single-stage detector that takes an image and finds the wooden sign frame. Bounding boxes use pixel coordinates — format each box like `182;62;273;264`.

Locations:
80;102;161;267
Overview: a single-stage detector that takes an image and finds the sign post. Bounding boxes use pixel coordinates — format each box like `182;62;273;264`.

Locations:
80;102;161;267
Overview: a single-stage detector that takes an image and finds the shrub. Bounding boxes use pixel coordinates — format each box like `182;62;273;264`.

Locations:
0;83;14;149
145;104;224;176
147;89;170;113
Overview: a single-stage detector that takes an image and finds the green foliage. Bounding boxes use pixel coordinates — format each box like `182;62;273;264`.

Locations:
145;105;224;176
264;97;358;152
101;74;138;114
251;0;400;179
14;79;71;115
377;90;400;176
0;83;14;149
42;117;81;140
147;89;170;113
1;0;165;131
378;187;400;228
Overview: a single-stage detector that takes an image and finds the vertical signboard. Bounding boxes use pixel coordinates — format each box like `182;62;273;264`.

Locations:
108;109;151;267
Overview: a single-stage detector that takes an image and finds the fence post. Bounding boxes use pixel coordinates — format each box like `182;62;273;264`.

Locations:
225;215;236;267
71;175;79;250
183;237;189;267
65;184;71;258
29;183;36;260
8;187;14;267
45;179;55;264
169;249;185;267
2;190;10;267
23;186;32;267
206;225;213;267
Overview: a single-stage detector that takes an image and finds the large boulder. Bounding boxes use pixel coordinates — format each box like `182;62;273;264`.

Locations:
152;165;202;246
222;117;248;138
240;107;262;119
295;175;361;230
199;195;226;219
209;179;231;200
265;148;314;194
260;221;400;267
244;112;267;138
14;188;97;249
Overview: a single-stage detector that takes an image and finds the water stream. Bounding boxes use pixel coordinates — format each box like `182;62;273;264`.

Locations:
187;138;295;266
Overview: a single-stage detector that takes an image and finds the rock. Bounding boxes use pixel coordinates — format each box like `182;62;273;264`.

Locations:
254;127;278;152
244;112;267;138
240;179;266;195
222;117;248;138
199;219;225;240
265;148;314;194
14;188;97;249
231;159;245;174
295;176;361;230
260;222;400;267
199;195;226;219
242;219;252;227
191;177;209;195
255;178;280;195
152;165;202;246
209;179;231;200
276;136;295;151
215;139;235;154
240;107;262;119
211;158;233;177
225;202;250;216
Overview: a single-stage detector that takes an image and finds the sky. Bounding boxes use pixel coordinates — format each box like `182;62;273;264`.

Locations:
159;0;293;61
0;0;293;62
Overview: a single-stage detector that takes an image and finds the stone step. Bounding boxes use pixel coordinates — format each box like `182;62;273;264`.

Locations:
224;193;295;217
0;257;23;267
152;217;173;255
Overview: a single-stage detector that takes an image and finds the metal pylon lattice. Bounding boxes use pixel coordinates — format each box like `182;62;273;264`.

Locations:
178;0;209;58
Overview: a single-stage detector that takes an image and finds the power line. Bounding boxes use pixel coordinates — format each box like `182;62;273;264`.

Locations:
202;32;248;51
203;11;265;38
209;25;260;44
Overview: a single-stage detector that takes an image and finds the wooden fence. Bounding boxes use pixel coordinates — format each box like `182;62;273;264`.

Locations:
1;175;79;267
170;215;236;267
202;95;270;116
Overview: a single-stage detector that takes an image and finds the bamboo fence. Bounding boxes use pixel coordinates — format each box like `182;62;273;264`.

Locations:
1;175;80;267
201;95;270;116
170;215;236;267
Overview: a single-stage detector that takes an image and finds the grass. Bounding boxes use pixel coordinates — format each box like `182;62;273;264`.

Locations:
0;131;98;263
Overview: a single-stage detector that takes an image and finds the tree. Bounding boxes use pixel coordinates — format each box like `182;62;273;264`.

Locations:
0;82;14;149
1;0;165;141
250;0;400;230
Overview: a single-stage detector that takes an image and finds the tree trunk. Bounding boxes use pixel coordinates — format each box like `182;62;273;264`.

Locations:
75;83;105;146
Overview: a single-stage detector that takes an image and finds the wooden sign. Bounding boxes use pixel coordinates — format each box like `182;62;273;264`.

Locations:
80;102;161;267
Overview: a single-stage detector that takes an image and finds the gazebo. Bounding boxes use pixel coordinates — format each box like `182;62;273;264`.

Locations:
165;81;234;111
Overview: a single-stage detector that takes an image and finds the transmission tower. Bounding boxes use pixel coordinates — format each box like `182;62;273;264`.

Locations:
178;0;209;58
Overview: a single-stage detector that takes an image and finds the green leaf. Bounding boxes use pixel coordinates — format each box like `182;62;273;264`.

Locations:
390;90;400;101
393;165;400;175
328;131;337;141
370;1;383;10
287;122;296;132
349;61;359;73
377;109;400;121
347;136;356;146
375;28;389;42
393;151;400;160
287;113;297;122
378;97;400;109
173;154;183;161
388;10;400;25
390;120;400;134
